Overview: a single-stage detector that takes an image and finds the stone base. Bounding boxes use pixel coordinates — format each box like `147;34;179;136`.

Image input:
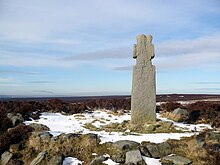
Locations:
131;64;156;125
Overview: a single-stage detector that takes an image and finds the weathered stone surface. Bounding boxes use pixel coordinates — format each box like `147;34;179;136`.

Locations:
125;150;146;165
139;146;151;157
112;140;140;152
172;108;189;122
29;123;50;132
30;151;47;165
0;151;13;165
111;153;125;163
141;141;172;158
131;34;156;125
160;155;192;165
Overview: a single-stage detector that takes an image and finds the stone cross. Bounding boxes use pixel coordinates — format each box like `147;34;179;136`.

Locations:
131;34;156;125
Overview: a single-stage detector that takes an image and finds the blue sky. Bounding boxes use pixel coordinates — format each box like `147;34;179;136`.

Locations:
0;0;220;96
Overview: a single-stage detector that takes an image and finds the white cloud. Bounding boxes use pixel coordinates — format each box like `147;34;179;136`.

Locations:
0;0;217;44
0;78;12;83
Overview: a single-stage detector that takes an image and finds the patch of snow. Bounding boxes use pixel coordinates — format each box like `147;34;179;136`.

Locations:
103;158;119;165
142;156;161;165
62;157;83;165
99;132;195;144
157;113;212;131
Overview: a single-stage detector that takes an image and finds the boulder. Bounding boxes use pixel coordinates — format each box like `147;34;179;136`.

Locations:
48;155;63;165
160;155;192;165
30;151;47;165
157;142;173;157
172;108;189;122
141;142;172;158
29;123;50;132
90;156;108;165
7;113;24;126
125;150;146;165
0;151;13;165
112;140;140;152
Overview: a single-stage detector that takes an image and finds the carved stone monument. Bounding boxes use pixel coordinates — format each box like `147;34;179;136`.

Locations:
131;34;156;125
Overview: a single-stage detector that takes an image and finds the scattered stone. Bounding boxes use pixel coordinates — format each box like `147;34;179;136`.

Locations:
29;123;50;132
90;156;108;165
111;153;125;163
160;155;192;165
7;113;24;126
172;108;189;122
112;140;140;152
142;142;160;158
139;146;151;157
58;133;81;141
157;142;173;157
30;151;47;165
141;141;172;158
125;150;146;165
0;151;13;165
48;154;63;165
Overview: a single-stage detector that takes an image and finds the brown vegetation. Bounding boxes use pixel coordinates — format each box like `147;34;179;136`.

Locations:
0;124;32;155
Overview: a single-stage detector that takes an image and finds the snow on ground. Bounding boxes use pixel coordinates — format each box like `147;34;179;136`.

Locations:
25;110;211;143
62;157;83;165
142;156;161;165
25;109;212;165
157;113;212;132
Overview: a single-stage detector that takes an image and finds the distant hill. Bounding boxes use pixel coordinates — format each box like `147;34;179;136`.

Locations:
1;94;220;102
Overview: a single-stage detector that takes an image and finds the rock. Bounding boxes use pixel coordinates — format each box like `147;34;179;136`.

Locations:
31;132;52;142
9;143;21;153
29;123;50;132
30;151;47;165
139;146;151;157
111;153;125;163
131;34;156;125
125;150;146;165
90;156;108;165
157;142;173;157
160;155;192;165
112;140;140;152
0;151;13;165
141;142;172;158
172;108;189;122
7;113;24;126
58;133;81;141
110;140;140;163
142;142;160;158
48;155;63;165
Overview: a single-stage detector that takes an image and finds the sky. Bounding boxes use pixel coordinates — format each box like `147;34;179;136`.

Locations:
0;0;220;96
